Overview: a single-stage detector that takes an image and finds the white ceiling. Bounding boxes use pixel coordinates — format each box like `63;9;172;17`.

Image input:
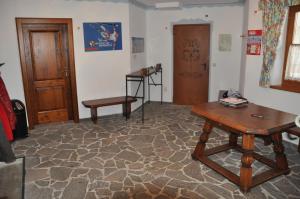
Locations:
72;0;245;8
135;0;244;8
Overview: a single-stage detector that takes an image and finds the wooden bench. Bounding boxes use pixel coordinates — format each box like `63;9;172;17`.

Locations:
286;127;300;153
82;96;137;124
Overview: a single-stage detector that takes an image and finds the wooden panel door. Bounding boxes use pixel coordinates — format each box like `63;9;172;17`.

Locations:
173;24;210;105
16;18;79;128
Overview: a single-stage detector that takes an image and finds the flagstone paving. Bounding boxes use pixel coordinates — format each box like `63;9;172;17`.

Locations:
12;103;300;199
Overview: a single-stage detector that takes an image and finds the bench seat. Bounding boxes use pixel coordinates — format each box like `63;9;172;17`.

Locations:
82;96;137;123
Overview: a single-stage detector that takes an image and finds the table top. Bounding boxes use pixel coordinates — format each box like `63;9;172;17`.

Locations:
126;65;162;78
192;102;296;135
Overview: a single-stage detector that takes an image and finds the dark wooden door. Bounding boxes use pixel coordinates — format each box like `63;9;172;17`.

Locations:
173;24;210;105
16;18;79;128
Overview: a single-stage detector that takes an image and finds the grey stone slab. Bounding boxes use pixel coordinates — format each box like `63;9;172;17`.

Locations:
152;176;171;187
60;161;81;168
133;192;152;199
183;162;204;181
51;181;68;190
83;159;103;169
181;189;204;199
71;168;89;177
195;185;220;199
25;168;49;182
53;150;73;159
202;183;233;199
169;151;187;162
167;179;197;190
25;183;52;199
36;148;58;156
165;170;192;181
112;191;129;199
36;160;56;168
88;169;103;181
162;185;178;198
104;170;127;182
144;183;161;194
115;150;141;162
95;188;112;197
85;192;97;199
35;180;50;187
50;167;72;181
61;178;88;199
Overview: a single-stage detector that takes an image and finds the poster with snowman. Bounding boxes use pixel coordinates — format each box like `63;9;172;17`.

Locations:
83;22;122;52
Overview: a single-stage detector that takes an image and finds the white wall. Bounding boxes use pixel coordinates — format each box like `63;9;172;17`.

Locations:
146;5;244;102
0;0;131;119
129;2;147;110
243;0;300;144
239;0;249;95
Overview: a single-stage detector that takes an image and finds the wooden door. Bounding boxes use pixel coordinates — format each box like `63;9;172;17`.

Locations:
16;18;79;128
173;24;210;105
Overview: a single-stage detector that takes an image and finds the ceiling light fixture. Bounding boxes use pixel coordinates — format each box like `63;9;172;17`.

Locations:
155;1;181;9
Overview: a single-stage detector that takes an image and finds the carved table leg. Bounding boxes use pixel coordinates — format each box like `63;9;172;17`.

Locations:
90;108;97;124
271;132;289;171
192;120;213;160
240;134;255;192
229;133;238;147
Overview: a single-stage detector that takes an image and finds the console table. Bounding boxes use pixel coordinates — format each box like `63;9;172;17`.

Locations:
125;64;163;122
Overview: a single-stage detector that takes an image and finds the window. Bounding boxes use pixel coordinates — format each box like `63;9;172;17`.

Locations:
274;5;300;93
285;6;300;81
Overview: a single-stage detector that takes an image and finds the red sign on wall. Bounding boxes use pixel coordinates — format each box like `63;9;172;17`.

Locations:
247;30;262;55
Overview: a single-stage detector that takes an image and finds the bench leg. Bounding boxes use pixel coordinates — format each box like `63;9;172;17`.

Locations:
122;103;131;118
90;108;98;124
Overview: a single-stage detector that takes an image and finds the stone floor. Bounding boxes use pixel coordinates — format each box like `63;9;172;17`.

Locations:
12;103;300;199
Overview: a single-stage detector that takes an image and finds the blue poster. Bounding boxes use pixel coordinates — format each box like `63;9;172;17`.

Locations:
83;22;122;51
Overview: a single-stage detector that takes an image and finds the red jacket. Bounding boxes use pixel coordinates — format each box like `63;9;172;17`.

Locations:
0;76;16;141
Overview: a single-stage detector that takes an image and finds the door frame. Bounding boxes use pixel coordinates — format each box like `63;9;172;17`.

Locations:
16;18;79;129
172;23;212;103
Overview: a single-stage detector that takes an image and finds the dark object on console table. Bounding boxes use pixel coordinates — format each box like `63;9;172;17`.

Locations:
82;96;137;124
191;102;296;192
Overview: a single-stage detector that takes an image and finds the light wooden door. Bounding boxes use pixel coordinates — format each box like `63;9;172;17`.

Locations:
173;24;210;105
16;18;79;128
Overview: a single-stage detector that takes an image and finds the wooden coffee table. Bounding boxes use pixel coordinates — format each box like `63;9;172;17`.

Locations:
191;102;296;192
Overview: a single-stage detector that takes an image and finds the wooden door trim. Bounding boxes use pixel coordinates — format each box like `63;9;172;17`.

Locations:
172;24;211;104
16;18;79;129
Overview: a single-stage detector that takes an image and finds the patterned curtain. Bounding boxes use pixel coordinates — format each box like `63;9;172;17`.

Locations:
259;0;289;87
259;0;300;87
